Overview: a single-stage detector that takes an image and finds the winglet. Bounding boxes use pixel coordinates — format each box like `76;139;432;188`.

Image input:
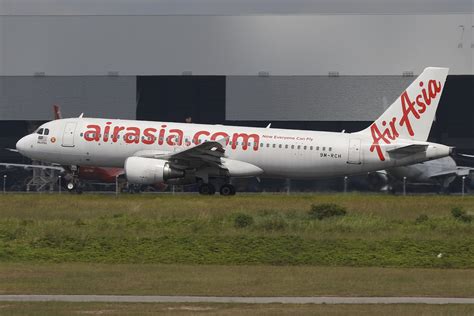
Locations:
79;113;84;118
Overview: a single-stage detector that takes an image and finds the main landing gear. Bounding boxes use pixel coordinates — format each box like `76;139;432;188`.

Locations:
198;183;236;196
219;184;236;196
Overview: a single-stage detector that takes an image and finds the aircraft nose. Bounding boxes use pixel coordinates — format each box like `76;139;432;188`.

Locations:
16;136;30;154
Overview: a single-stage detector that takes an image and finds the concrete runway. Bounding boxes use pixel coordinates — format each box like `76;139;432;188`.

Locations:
0;295;473;304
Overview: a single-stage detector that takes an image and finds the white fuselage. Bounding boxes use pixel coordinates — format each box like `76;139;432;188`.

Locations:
16;117;451;180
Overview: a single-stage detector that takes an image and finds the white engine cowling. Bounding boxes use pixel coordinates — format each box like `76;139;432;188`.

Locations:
125;157;184;184
220;158;263;177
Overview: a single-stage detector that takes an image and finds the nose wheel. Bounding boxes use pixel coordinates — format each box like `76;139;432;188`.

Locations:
66;181;83;194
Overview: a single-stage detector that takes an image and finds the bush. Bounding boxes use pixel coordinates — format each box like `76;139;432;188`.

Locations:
234;213;254;228
451;207;472;223
415;214;429;224
308;203;347;220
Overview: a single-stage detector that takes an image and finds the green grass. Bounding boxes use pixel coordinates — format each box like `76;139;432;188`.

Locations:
0;194;473;267
1;263;474;297
0;302;473;316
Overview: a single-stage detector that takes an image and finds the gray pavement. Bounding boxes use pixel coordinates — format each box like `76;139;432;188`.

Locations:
0;295;473;304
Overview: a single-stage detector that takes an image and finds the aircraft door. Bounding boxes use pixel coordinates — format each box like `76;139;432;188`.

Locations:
62;122;77;147
347;139;361;164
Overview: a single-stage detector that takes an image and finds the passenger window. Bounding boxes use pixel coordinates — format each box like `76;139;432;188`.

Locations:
291;145;294;149
329;147;332;151
316;146;320;150
260;143;263;147
310;146;313;150
323;147;326;151
279;144;282;148
266;143;270;148
272;144;276;148
285;145;288;149
297;145;301;150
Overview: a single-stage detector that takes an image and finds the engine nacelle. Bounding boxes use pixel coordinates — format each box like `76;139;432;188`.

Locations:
125;157;184;184
220;158;263;177
367;171;389;191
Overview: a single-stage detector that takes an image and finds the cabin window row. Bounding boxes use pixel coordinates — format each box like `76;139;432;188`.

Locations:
80;132;332;151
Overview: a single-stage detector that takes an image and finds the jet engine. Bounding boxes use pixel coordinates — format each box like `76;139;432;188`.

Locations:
125;157;184;184
367;171;390;191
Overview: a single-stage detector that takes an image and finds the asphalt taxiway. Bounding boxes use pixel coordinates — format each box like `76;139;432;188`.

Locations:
1;295;473;304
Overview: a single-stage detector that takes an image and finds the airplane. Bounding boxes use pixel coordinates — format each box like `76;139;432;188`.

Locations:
368;156;474;193
15;67;453;195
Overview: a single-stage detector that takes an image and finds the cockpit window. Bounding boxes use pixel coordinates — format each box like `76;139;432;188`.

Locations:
37;128;44;135
44;128;49;135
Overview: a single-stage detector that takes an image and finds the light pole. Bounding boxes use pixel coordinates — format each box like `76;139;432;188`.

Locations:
403;177;407;196
3;175;6;194
58;176;62;194
115;175;119;197
462;176;466;197
344;176;348;194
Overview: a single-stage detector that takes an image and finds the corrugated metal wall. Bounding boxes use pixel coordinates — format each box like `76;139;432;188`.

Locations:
226;76;413;121
0;15;472;76
0;76;136;120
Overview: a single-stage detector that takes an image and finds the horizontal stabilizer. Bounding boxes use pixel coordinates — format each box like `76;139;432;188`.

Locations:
430;167;474;179
387;144;428;155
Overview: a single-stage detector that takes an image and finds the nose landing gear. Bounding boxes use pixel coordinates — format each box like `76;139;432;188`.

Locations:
66;180;83;194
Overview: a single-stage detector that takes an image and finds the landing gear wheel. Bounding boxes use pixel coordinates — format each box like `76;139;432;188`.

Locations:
67;181;83;194
220;184;236;196
199;183;216;195
67;182;75;191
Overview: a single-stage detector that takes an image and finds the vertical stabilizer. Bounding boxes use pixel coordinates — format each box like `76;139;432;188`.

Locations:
358;67;449;142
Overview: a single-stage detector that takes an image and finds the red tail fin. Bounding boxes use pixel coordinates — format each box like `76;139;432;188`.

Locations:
53;104;62;120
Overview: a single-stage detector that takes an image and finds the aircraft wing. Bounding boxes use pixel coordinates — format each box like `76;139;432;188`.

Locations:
133;139;226;170
0;163;65;172
429;167;474;179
